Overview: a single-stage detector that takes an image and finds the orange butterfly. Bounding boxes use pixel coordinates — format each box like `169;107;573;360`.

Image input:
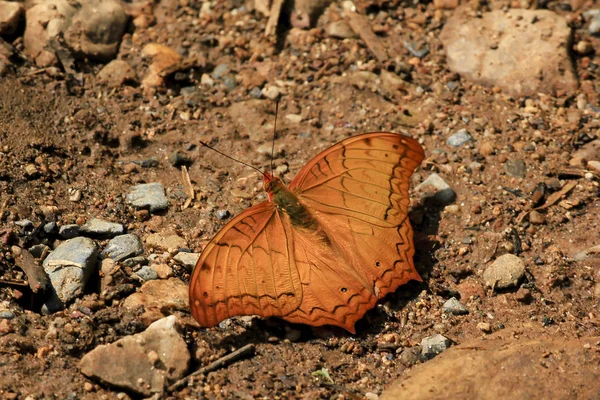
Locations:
189;132;424;333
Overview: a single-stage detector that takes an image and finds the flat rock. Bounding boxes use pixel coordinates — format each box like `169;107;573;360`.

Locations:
101;234;144;262
173;252;200;271
135;265;158;281
440;8;578;97
122;278;188;325
483;254;526;289
442;297;468;315
59;224;80;239
447;129;473;147
381;327;600;400
126;182;168;212
43;237;98;304
420;334;451;361
505;159;527;178
79;316;190;396
145;233;187;251
0;1;24;37
80;218;124;238
415;173;456;205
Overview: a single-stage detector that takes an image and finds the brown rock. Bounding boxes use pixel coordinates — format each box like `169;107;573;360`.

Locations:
529;210;545;225
478;141;495;157
381;328;600;400
440;9;578;97
145;233;187;251
141;43;182;89
433;0;459;9
97;60;137;87
79;316;190;396
483;254;525;289
122;278;188;325
0;1;24;37
456;280;485;301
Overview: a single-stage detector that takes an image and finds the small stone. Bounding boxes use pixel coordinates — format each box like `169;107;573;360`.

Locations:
0;310;15;319
25;164;38;176
483;254;526;289
200;73;214;86
168;151;192;167
211;64;230;80
102;234;144;262
477;322;492;333
415;173;456;205
505;159;526;178
151;263;173;279
216;210;230;220
135;265;158;282
0;1;24;37
447;129;473;147
59;224;80;239
80;218;124;238
587;160;600;172
479;141;494;156
43;222;57;234
285;114;303;124
398;346;421;366
575;40;593;55
249;87;262;98
325;20;357;39
83;382;94;392
515;287;532;303
15;219;33;229
529;210;545;225
145;233;187;251
442;297;468;315
262;85;281;100
97;60;137;87
420;334;451;361
569;156;586;168
122;256;147;268
173;252;200;271
589;12;600;36
43;237;99;307
365;393;379;400
122;278;189;325
69;189;82;202
126;183;169;212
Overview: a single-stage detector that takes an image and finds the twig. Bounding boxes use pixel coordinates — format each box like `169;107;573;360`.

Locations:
345;9;388;63
0;278;29;287
0;198;8;221
516;180;578;224
181;166;194;209
14;249;49;293
265;0;285;37
167;343;256;392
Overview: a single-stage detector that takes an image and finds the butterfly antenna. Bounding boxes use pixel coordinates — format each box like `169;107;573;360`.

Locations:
199;141;267;178
270;99;280;177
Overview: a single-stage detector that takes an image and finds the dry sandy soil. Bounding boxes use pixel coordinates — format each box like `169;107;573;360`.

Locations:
0;0;599;399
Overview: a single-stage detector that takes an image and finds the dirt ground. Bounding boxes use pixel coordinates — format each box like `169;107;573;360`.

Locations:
1;0;599;399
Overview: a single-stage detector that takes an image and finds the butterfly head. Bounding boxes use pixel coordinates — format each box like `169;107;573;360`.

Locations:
263;173;284;201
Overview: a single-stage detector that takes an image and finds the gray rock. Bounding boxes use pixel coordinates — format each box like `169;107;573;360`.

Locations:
443;297;468;315
505;159;526;178
173;252;200;271
122;256;147;268
483;254;526;289
0;1;24;37
447;129;473;147
79;315;190;396
59;224;80;239
420;334;451;361
0;310;15;319
222;75;236;91
80;218;124;238
15;219;33;229
43;222;57;234
415;173;456;205
211;63;230;80
126;183;168;212
135;265;158;281
216;209;230;220
249;87;263;98
398;345;421;366
43;237;98;305
102;234;143;262
587;10;600;36
440;9;578;97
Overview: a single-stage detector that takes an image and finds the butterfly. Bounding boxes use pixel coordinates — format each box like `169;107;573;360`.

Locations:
189;132;424;333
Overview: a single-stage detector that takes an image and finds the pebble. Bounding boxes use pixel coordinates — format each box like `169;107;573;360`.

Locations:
528;210;545;225
483;254;526;289
25;163;38;176
478;141;495;156
122;256;147;268
262;84;281;100
477;322;492;333
15;219;33;229
249;87;262;98
216;210;230;220
145;233;187;251
68;189;82;202
505;159;526;178
420;334;451;361
80;218;124;238
325;20;357;39
135;265;158;281
122;278;189;324
575;40;593;55
151;263;173;279
0;310;15;319
447;129;473;147
515;287;532;303
442;297;468;315
415;173;457;205
589;11;600;36
0;1;24;37
80;316;190;397
43;222;57;234
211;63;230;80
398;346;421;366
43;237;98;306
285;114;303;124
59;224;80;239
97;60;137;87
587;160;600;172
173;252;200;271
101;234;144;262
126;183;169;212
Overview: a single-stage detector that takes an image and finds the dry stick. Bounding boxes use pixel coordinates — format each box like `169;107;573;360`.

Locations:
181;166;194;209
516;180;578;224
265;0;285;36
167;343;256;392
345;10;388;63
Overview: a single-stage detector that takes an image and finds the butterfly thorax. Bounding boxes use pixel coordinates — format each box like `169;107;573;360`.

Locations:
264;174;319;231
